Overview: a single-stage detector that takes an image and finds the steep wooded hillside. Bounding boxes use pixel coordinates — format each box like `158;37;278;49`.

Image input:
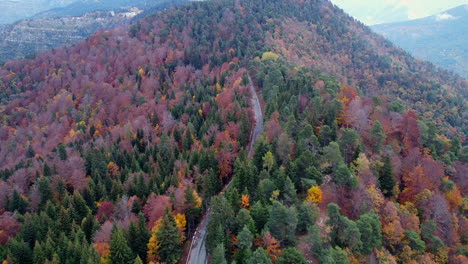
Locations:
0;0;466;263
256;0;467;137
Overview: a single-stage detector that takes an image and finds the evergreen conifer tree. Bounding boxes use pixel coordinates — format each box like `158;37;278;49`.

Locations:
156;208;182;264
109;228;134;264
379;156;395;197
127;213;151;262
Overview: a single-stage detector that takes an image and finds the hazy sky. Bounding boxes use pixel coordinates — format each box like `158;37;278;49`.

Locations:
330;0;468;25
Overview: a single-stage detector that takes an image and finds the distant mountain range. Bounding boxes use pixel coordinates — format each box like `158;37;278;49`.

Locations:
372;5;468;78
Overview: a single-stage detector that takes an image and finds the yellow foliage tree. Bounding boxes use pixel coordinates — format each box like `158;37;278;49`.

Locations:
138;67;145;78
398;245;417;264
69;129;76;138
175;214;186;230
262;151;275;172
241;194;250;208
269;190;280;202
147;219;162;263
366;184;385;211
215;82;222;93
446;185;463;210
375;248;398;264
261;52;279;61
461;197;468;214
306;186;322;204
352;153;370;172
193;190;202;208
175;213;187;242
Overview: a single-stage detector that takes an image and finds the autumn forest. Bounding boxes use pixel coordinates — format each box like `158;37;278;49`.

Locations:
0;0;466;264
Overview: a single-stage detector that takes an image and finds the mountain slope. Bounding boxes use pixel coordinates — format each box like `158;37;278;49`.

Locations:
372;5;468;78
255;0;466;136
0;0;466;263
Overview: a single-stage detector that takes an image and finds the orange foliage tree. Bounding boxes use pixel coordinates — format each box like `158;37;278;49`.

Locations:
263;231;282;263
94;242;110;263
381;201;404;251
400;165;428;203
241;194;250;209
107;161;119;178
401;110;420;151
445;185;463;210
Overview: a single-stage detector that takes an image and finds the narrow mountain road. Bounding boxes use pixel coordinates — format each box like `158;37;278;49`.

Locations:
247;75;264;158
186;75;263;264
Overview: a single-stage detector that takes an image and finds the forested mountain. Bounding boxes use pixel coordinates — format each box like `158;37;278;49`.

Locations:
0;0;466;263
372;5;468;79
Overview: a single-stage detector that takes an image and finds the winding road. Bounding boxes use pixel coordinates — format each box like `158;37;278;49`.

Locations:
186;75;263;264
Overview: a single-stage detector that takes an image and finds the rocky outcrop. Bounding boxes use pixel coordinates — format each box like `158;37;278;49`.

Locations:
0;0;76;24
0;8;141;63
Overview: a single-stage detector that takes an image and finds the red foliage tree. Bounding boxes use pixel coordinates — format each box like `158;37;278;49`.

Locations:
381;201;404;250
0;212;20;245
143;194;172;228
216;144;236;181
422;193;459;247
93;220;113;243
401;110;420;151
400;165;428;203
96;201;115;222
265;112;282;142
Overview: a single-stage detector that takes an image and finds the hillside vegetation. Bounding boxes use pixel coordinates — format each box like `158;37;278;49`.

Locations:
0;0;466;263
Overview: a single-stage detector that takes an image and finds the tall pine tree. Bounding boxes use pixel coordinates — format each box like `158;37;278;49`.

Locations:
378;156;395;197
109;228;134;264
127;213;151;262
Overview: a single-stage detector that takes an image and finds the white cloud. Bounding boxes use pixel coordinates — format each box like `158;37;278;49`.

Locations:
435;13;458;21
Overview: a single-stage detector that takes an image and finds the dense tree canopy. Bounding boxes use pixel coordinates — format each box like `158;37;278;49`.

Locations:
0;0;466;263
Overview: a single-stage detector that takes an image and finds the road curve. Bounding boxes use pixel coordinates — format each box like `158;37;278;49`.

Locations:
186;75;263;264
